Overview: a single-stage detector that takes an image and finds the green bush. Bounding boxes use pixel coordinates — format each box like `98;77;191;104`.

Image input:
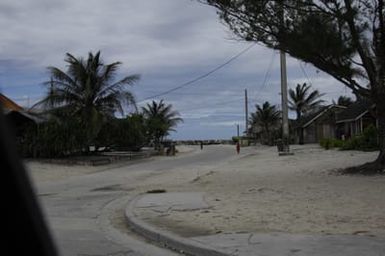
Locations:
19;117;86;158
341;136;361;150
320;125;378;151
320;138;344;149
232;136;240;143
341;125;378;151
96;114;147;151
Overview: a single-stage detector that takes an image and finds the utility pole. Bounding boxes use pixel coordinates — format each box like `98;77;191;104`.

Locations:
280;50;290;154
237;123;240;138
245;89;248;136
278;1;292;155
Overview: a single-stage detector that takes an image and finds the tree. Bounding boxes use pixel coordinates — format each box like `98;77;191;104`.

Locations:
141;100;183;149
249;101;281;145
333;95;354;106
289;83;324;144
201;0;385;173
96;114;147;151
36;51;140;151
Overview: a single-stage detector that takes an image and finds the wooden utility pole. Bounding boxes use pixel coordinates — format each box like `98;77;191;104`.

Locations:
279;1;292;155
280;51;290;149
245;89;248;136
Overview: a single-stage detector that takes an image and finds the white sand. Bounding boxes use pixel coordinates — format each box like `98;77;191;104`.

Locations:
25;160;123;183
27;144;385;237
136;145;385;237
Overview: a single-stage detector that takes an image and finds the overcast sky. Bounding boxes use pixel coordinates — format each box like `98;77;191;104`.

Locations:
0;0;354;140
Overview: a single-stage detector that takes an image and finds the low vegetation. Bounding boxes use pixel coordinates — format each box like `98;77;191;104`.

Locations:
320;125;379;152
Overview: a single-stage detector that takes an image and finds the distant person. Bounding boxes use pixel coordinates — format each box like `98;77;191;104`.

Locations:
200;141;203;150
236;141;240;154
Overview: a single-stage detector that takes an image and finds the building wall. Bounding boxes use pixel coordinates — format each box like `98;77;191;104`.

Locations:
303;123;317;143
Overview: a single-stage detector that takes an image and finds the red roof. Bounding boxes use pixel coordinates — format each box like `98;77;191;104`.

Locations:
0;93;23;112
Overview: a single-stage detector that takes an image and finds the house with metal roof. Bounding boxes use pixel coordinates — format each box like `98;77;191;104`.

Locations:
294;105;347;144
335;100;377;139
1;93;46;135
0;93;23;112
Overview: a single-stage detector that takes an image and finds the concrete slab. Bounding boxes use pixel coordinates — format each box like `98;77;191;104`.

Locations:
126;193;229;256
135;192;209;211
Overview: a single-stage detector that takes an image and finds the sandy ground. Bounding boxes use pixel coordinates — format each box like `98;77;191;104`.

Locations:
135;145;385;238
27;144;385;238
25;145;197;183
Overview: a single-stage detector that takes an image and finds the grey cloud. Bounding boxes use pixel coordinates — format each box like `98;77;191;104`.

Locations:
1;0;352;139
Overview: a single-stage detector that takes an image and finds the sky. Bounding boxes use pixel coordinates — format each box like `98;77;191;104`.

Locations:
0;0;354;140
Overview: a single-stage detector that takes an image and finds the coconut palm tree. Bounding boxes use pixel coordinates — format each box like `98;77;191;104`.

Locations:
289;83;324;144
249;101;280;145
36;51;140;150
333;95;353;107
141;100;183;149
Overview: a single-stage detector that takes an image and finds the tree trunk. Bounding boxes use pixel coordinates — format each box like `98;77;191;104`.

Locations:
299;128;304;145
374;100;385;167
297;111;304;145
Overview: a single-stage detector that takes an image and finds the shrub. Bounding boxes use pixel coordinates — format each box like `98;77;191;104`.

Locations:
320;138;344;150
19;117;86;158
341;125;378;151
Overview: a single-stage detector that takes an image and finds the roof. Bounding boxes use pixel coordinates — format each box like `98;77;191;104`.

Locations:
298;105;346;128
335;100;374;123
0;93;23;112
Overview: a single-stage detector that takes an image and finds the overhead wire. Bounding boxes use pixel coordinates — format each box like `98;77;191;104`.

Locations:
298;60;312;86
251;50;276;106
138;43;256;103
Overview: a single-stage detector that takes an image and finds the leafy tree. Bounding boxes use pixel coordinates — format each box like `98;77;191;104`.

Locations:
96;114;147;151
35;51;140;151
201;0;385;173
333;95;354;106
249;101;281;145
289;82;324;144
141;100;183;149
21;117;86;158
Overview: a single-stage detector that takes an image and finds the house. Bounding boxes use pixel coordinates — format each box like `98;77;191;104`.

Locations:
0;93;23;112
294;105;347;144
1;93;45;135
335;101;377;139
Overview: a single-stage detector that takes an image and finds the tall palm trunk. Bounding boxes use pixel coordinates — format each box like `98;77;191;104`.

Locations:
296;110;304;145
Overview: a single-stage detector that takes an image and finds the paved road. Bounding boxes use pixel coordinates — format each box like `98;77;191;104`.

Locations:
31;145;236;256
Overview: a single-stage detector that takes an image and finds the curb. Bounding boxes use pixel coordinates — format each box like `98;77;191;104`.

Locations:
125;194;230;256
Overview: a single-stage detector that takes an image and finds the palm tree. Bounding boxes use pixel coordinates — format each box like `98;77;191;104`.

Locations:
36;51;140;149
142;100;183;149
333;95;353;107
289;83;324;144
249;101;280;145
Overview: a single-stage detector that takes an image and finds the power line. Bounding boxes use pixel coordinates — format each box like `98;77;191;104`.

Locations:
138;43;256;102
178;97;243;113
298;60;312;86
251;50;275;105
258;51;276;92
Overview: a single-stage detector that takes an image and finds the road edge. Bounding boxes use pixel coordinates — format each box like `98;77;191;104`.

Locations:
125;194;230;256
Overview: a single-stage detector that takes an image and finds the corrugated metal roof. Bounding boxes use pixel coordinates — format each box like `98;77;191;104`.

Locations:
335;100;374;123
296;105;346;128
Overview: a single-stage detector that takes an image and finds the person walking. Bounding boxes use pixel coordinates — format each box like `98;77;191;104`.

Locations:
200;141;203;150
236;141;240;154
